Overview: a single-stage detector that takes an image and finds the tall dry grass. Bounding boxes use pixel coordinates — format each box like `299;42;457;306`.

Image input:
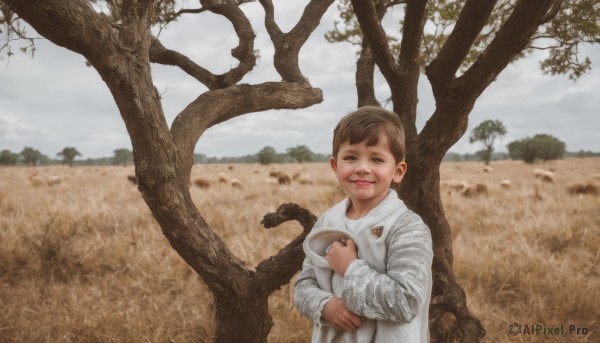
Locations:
0;159;598;342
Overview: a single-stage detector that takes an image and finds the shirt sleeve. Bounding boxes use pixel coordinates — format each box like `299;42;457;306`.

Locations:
341;213;433;322
294;256;334;326
293;216;333;326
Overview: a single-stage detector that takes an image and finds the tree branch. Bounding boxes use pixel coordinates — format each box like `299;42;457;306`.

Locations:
253;203;317;296
350;0;398;83
149;37;218;88
170;82;323;180
259;0;335;81
426;0;498;99
355;42;380;107
418;0;561;161
458;0;561;100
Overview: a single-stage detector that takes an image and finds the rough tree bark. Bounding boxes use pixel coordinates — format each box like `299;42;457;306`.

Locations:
3;0;329;341
351;0;563;341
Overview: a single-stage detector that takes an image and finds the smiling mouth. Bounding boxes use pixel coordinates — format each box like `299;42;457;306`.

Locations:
352;180;373;186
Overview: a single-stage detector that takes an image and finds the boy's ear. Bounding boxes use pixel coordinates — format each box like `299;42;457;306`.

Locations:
392;162;407;183
329;156;337;171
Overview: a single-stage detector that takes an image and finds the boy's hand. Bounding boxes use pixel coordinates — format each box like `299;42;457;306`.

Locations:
326;238;358;275
322;297;363;332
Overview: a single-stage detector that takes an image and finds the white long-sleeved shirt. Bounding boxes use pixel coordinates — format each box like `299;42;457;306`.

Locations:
294;189;433;343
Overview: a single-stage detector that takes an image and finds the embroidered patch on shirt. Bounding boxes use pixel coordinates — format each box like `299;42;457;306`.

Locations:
371;226;384;238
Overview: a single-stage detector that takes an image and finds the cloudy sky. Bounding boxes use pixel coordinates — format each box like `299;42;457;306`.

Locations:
1;2;599;160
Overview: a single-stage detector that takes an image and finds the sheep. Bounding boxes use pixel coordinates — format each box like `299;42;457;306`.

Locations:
442;179;469;192
218;172;228;184
277;173;291;185
500;179;512;190
127;175;138;185
462;183;488;197
567;181;599;196
46;175;61;187
533;168;555;183
194;178;210;189
28;175;45;187
269;171;291;185
230;178;244;188
292;172;302;181
482;166;493;173
299;178;315;185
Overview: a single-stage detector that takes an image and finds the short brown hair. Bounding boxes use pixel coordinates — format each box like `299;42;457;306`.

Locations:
332;106;405;163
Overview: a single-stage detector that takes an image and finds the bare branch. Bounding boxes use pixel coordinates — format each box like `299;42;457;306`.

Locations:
540;0;563;24
259;0;335;81
253;203;317;295
149;37;217;88
350;0;398;82
171;82;323;180
261;203;316;233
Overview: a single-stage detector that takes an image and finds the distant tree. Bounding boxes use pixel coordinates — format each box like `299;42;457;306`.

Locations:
286;145;313;163
0;149;18;165
57;146;81;166
469;120;507;165
256;146;277;165
507;134;566;163
112;148;133;166
19;147;43;166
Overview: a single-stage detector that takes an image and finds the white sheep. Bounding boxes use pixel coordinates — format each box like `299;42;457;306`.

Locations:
46;175;61;187
230;178;244;188
442;179;469;192
500;179;512;190
533;168;555;183
218;172;228;184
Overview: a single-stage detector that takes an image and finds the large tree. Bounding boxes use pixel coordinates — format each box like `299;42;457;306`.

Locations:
2;0;599;342
328;0;598;341
1;1;330;342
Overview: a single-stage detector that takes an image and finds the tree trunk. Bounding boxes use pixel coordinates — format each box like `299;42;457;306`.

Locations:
397;153;486;342
213;293;272;343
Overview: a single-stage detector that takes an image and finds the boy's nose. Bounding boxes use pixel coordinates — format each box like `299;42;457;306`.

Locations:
354;160;370;174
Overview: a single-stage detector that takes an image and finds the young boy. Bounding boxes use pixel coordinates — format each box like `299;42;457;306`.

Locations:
294;106;433;342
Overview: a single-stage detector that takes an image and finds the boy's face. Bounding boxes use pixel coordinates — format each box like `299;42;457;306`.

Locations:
330;135;407;213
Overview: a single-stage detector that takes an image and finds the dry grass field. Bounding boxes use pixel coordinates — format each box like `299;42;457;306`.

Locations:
0;158;598;342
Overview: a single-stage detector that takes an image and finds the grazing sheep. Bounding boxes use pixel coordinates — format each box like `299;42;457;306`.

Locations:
269;171;292;185
533;168;555;183
230;178;244;188
299;178;315;185
567;181;599;196
46;175;61;187
292;172;302;181
127;175;138;185
277;173;292;185
482;166;493;173
28;175;45;187
218;172;228;184
442;179;469;192
462;183;488;197
500;179;512;190
194;178;210;189
228;165;234;170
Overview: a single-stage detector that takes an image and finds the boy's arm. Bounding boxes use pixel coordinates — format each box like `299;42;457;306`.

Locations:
294;256;334;326
341;214;433;322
